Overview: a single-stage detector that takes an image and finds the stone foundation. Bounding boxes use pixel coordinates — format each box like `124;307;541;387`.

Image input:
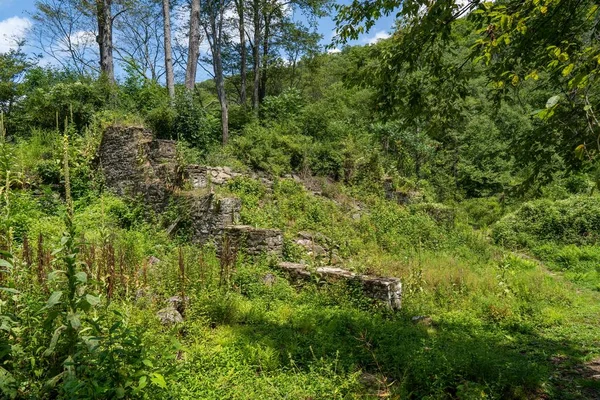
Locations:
277;262;402;310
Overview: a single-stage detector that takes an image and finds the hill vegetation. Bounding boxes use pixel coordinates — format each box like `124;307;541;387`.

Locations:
0;0;600;398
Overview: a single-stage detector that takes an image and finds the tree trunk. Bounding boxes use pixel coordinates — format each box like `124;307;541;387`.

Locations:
259;13;269;103
96;0;114;84
216;62;229;144
185;0;201;91
252;0;260;113
162;0;175;99
236;0;247;107
213;12;229;144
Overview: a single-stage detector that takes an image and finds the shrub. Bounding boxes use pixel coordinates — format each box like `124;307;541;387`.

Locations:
461;197;504;228
261;88;304;122
230;123;310;175
492;196;600;248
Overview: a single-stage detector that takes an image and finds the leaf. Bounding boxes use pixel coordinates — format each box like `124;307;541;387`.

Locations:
575;144;586;160
0;259;13;270
44;371;65;389
143;359;154;368
546;95;560;109
115;387;125;398
558;52;569;62
67;312;81;330
138;375;148;390
0;287;20;295
150;373;167;389
562;63;574;76
525;70;539;81
85;294;100;307
43;325;66;357
44;291;63;309
553;47;561;58
75;272;87;284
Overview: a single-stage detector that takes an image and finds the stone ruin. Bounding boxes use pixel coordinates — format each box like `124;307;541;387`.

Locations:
98;126;283;256
98;125;401;311
277;262;402;310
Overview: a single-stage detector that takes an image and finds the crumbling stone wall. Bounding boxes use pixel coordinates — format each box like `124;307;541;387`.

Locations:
99;126;402;308
185;165;273;189
175;192;242;244
98;126;179;210
223;225;283;256
277;262;402;310
98;125;283;256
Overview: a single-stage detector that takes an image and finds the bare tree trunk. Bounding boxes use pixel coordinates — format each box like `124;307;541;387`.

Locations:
236;0;247;106
252;0;260;113
259;13;269;103
213;9;229;144
216;59;229;144
185;0;201;91
163;0;175;99
205;2;229;144
96;0;115;84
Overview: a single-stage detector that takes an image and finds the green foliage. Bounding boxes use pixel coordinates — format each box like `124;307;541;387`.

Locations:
261;88;305;122
15;68;108;133
493;196;600;288
230;123;311;175
461;197;504;228
2;3;600;397
493;196;600;247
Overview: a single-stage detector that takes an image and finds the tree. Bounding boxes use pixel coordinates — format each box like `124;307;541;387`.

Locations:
251;0;261;111
163;0;175;98
280;22;321;86
113;0;165;82
334;0;600;186
96;0;115;83
0;47;32;133
202;0;231;144
234;0;248;106
247;0;329;110
31;0;99;75
185;0;202;90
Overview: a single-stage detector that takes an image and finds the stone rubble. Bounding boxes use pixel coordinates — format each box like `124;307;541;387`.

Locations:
156;307;183;325
98;126;282;256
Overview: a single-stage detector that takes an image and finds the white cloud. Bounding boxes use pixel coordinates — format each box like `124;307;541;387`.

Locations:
327;48;341;54
363;30;390;45
0;16;32;53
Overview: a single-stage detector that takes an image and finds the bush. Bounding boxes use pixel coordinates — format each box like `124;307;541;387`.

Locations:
461;197;504;228
230;123;311;175
492;196;600;248
261;88;304;122
16;68;107;132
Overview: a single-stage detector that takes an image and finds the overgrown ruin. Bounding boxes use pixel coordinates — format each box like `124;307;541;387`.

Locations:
98;125;401;309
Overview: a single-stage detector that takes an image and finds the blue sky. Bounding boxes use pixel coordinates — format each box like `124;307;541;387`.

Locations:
0;0;397;76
